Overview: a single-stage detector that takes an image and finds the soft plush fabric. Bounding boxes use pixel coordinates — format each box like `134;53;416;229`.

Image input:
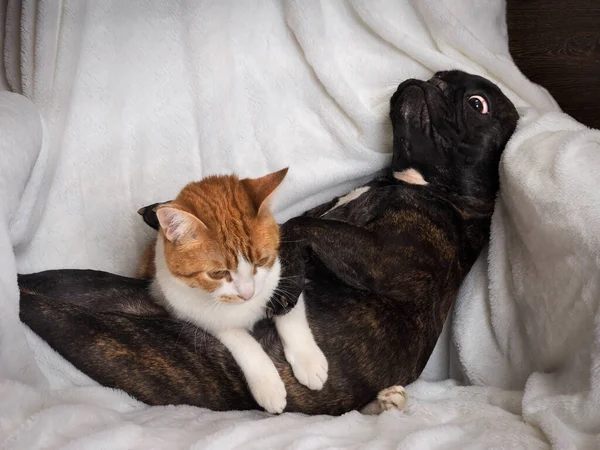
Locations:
452;108;600;449
2;0;597;448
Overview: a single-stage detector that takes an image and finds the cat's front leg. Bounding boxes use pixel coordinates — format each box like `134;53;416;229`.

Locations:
275;293;328;390
215;328;287;414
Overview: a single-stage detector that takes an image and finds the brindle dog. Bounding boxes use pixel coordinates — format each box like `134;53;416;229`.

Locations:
19;70;518;416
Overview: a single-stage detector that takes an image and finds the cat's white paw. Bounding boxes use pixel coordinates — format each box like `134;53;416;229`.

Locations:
248;372;287;414
377;385;407;411
284;343;329;390
274;293;328;390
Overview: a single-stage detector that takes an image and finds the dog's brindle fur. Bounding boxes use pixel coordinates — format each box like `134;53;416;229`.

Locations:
19;71;518;416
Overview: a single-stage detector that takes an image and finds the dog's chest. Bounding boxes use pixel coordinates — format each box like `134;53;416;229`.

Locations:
319;184;388;225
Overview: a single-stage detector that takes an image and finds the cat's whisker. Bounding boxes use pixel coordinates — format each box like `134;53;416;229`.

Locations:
201;298;221;323
197;323;209;352
273;286;300;297
273;288;294;299
271;290;299;310
276;256;298;266
193;326;199;356
278;239;306;244
271;296;287;310
175;322;190;345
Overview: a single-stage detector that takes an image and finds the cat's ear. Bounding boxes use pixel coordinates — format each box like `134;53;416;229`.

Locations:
242;167;289;217
156;206;207;243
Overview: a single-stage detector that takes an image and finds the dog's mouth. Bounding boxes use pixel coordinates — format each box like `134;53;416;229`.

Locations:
390;81;431;133
391;76;460;146
390;76;456;135
390;76;456;177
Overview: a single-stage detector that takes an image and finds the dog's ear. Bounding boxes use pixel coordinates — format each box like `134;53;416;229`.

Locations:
137;201;172;230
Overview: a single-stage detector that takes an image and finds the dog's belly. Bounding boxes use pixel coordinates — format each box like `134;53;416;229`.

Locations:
285;280;427;414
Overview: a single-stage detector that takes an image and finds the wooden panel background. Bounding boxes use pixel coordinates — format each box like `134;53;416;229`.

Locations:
506;0;600;129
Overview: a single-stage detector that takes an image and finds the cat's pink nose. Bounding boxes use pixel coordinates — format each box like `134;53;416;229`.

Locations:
238;284;255;301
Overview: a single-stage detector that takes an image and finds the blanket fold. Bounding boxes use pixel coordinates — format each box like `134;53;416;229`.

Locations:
454;108;600;449
0;91;45;391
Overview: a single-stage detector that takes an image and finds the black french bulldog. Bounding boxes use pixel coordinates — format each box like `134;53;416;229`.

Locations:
19;70;519;416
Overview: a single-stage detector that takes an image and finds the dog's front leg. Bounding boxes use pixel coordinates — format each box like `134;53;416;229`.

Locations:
279;216;386;293
266;225;307;316
268;214;403;316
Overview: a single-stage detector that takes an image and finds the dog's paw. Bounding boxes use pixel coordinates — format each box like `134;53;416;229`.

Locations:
284;343;329;390
248;372;287;414
377;385;408;412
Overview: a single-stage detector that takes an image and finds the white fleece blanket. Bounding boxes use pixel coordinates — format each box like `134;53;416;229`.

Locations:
2;0;596;448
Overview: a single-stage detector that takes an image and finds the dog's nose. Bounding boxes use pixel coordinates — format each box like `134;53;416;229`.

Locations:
428;77;448;92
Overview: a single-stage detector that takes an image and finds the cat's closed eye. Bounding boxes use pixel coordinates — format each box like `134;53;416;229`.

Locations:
254;257;270;268
208;270;229;280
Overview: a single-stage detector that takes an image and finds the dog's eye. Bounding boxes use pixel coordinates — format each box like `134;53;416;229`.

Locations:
467;95;489;114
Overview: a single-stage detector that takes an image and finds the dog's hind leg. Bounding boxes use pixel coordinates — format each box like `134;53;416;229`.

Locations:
360;385;408;415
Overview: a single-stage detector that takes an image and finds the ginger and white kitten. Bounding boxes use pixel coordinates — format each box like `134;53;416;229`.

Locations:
138;168;328;414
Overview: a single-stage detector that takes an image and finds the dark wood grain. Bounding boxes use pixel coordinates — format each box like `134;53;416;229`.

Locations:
507;0;600;129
